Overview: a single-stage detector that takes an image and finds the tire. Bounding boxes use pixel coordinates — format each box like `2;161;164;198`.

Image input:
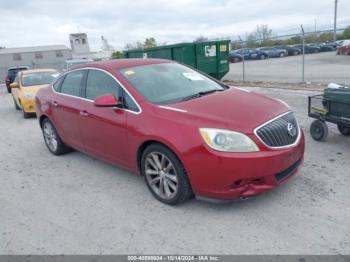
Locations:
310;120;328;141
141;144;193;205
279;52;285;57
260;54;266;60
337;124;350;136
13;98;20;110
41;118;71;155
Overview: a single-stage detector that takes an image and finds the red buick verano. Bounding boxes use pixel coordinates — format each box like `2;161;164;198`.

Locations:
36;59;305;205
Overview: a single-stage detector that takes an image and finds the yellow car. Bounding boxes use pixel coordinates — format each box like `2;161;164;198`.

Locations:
10;69;59;118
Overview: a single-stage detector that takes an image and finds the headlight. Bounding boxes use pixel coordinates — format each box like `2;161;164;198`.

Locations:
199;128;259;152
23;94;35;99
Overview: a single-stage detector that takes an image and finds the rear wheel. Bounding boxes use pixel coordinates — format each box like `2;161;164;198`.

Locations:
310;120;328;141
41;118;71;155
260;54;266;60
279;52;285;57
141;144;193;205
13;98;20;110
337;124;350;136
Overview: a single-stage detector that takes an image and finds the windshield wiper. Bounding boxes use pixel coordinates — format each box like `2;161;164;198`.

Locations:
181;89;224;101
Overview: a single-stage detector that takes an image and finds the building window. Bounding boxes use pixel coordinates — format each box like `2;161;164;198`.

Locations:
35;52;43;59
55;50;63;57
13;53;21;61
82;38;86;44
75;39;81;44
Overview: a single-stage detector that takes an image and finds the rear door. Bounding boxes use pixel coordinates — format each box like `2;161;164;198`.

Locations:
50;69;86;150
79;69;128;166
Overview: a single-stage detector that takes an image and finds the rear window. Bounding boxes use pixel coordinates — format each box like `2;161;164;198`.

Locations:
22;71;59;87
8;67;28;76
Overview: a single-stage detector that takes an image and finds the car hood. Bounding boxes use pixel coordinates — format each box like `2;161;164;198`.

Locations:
157;87;289;134
23;84;50;95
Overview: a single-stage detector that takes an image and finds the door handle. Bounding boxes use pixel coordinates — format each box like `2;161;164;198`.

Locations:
52;101;58;107
79;110;89;117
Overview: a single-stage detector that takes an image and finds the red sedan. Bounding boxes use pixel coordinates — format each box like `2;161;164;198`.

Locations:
35;59;305;205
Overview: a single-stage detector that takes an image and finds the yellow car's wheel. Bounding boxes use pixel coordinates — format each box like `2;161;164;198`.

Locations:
13;97;20;110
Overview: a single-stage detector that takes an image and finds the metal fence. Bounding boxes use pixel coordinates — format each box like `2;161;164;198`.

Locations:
223;28;350;86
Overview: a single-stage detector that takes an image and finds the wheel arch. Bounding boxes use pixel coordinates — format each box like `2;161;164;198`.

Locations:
39;114;49;128
136;140;183;176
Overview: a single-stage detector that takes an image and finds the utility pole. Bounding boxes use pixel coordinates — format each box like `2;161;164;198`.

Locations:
238;36;245;82
300;25;305;83
334;0;338;42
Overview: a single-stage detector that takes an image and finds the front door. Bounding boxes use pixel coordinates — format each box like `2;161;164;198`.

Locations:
78;69;128;166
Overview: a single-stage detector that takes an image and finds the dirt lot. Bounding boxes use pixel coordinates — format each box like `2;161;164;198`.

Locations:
224;52;350;85
0;84;349;255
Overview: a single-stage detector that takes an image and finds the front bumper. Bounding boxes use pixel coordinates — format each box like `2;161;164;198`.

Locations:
183;130;305;200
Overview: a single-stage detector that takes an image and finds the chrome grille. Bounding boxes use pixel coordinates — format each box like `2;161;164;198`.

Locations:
255;112;299;148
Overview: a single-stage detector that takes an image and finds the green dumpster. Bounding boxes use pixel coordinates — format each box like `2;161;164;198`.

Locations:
324;87;350;119
125;40;230;80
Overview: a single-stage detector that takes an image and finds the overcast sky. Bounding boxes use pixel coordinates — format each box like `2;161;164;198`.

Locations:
1;0;349;51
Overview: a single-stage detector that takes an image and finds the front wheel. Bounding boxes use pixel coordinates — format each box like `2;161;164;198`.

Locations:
310;120;328;141
337;124;350;136
41;118;71;155
260;54;266;60
141;144;193;205
279;52;285;57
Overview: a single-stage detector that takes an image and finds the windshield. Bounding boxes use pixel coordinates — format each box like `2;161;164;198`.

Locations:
22;71;59;87
120;63;225;104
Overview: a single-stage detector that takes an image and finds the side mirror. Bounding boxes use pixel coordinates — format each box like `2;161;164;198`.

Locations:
94;93;120;107
10;82;19;89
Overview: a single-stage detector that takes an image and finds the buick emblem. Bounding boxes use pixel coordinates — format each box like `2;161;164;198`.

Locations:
287;123;297;137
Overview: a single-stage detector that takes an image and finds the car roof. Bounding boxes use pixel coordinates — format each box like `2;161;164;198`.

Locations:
8;66;29;70
71;58;174;71
21;68;57;75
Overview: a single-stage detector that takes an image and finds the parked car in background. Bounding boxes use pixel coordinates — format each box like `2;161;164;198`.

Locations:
35;59;304;205
309;43;335;52
274;45;301;56
4;66;29;93
257;47;287;58
10;69;58;118
228;52;243;63
292;44;321;54
232;48;268;60
336;40;350;55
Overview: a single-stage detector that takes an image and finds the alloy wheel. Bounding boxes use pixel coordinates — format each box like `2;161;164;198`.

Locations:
43;121;58;152
144;152;178;200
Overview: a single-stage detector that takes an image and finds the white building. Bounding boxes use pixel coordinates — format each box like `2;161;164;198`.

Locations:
0;45;72;83
69;33;91;59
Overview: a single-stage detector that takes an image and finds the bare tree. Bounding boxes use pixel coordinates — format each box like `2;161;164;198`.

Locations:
255;25;273;43
194;35;208;42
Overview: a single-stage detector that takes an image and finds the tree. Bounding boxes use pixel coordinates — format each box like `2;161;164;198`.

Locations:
144;37;157;48
194;35;208;42
111;51;125;59
255;25;273;44
342;26;350;39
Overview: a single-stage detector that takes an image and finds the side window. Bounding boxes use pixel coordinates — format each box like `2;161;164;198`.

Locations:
85;70;120;100
123;90;139;112
60;70;84;97
53;76;64;91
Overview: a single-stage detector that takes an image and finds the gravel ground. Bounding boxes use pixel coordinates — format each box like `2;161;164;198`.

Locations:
0;84;349;255
224;52;350;85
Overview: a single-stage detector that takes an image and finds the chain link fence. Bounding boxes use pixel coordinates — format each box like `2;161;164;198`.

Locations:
223;28;350;86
